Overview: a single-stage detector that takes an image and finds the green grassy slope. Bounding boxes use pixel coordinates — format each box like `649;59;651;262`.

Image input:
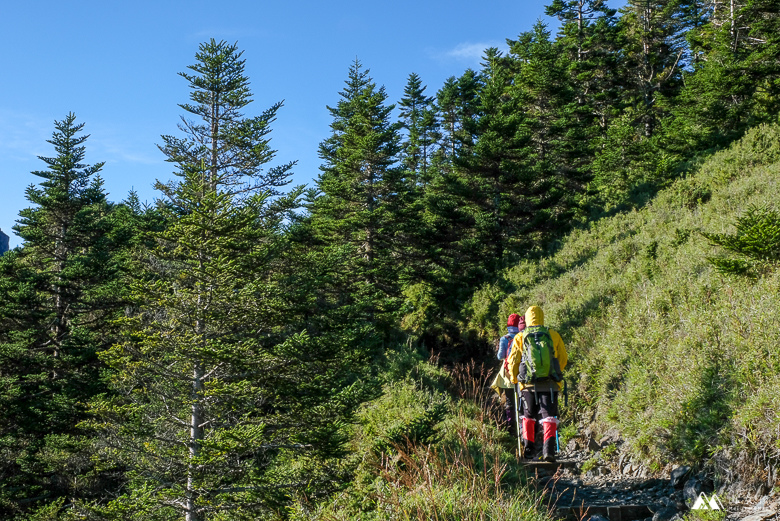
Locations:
470;122;780;484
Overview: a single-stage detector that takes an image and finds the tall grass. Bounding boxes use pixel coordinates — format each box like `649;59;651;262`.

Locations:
365;410;547;521
470;122;780;487
288;350;553;521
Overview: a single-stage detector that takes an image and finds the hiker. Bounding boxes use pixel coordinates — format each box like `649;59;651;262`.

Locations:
491;313;525;432
507;305;568;462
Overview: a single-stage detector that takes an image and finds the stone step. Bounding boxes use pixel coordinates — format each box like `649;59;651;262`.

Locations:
519;459;656;521
521;459;579;472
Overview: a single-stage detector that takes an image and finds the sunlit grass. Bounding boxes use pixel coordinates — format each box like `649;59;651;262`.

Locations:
289;355;553;521
470;122;780;482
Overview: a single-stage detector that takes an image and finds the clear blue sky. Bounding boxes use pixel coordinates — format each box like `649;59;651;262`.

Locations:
0;0;625;248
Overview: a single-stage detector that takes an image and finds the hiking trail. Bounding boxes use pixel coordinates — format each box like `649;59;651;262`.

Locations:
518;430;779;521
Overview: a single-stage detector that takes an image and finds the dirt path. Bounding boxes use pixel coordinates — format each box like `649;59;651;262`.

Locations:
515;436;779;521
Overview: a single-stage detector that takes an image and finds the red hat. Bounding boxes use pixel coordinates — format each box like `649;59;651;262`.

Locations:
507;313;521;327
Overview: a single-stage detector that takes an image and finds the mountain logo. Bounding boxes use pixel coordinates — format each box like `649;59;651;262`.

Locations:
691;492;724;510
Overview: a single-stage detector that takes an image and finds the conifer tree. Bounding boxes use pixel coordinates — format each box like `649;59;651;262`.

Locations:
436;70;482;166
452;49;527;264
703;205;780;277
406;62;520;344
546;0;618;62
398;73;439;185
546;0;623;131
508;22;590;229
90;41;359;521
159;40;294;197
423;69;486;275
617;0;691;137
663;0;780;153
0;114;127;515
310;59;405;329
394;73;445;319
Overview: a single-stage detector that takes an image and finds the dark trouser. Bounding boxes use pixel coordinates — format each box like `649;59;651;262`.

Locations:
520;388;560;459
520;388;559;419
498;387;517;432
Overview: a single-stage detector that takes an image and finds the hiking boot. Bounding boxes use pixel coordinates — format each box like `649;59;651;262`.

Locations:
504;405;515;433
540;417;559;464
541;436;557;462
523;445;535;459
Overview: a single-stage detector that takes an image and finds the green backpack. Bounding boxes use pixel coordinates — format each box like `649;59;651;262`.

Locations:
518;325;563;384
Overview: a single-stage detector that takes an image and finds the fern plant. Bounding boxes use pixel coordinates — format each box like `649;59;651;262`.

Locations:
702;205;780;277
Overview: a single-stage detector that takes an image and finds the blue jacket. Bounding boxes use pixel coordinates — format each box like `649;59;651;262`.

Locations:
497;327;520;360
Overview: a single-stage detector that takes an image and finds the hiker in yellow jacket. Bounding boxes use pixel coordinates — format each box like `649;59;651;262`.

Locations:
507;305;568;462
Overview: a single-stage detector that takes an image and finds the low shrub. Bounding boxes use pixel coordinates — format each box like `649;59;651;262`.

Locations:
288;351;554;520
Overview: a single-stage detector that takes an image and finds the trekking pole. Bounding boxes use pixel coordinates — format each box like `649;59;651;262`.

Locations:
514;383;523;457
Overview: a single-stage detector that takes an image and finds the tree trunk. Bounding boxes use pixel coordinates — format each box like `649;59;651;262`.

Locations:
186;361;204;521
187;254;206;521
210;92;220;192
52;219;69;378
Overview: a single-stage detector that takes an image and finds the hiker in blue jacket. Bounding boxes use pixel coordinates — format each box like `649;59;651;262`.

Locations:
491;313;525;432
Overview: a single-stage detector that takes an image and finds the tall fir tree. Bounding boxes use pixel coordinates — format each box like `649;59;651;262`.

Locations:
617;0;692;138
89;41;360;521
159;40;294;197
452;48;528;265
587;0;698;206
507;21;591;229
394;72;445;332
0;114;129;515
435;70;482;168
546;0;623;131
405;61;526;348
398;72;439;186
310;59;405;331
545;0;619;62
663;0;780;153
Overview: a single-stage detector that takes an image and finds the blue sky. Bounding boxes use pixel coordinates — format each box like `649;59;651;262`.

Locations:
0;0;625;248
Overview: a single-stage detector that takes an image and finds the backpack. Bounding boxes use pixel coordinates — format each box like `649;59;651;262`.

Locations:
501;332;517;373
517;325;563;384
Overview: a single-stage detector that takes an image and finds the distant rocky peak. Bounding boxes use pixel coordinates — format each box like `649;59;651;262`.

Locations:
0;228;9;256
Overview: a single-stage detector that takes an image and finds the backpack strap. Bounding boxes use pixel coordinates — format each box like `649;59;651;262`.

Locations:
519;329;534;383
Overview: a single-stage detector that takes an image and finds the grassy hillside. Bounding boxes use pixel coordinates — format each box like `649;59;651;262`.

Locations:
290;123;780;519
470;122;780;486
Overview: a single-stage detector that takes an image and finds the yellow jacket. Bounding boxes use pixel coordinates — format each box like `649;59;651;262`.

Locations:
507;306;568;390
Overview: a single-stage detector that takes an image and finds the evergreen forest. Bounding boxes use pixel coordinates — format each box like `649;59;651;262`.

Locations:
2;1;780;519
